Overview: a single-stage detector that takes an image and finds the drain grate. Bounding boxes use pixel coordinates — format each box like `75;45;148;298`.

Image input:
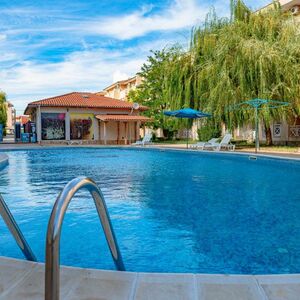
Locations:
248;156;258;161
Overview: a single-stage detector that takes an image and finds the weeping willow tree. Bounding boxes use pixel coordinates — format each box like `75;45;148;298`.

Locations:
131;0;300;143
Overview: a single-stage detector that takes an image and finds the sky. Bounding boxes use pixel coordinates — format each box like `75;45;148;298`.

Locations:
0;0;270;114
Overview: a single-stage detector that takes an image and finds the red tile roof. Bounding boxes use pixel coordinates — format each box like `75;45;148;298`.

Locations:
24;92;147;114
96;115;151;122
16;115;30;124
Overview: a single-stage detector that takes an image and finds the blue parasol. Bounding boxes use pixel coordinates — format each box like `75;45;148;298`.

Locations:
164;108;211;148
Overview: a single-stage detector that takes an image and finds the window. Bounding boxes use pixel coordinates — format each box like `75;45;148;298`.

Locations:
70;113;93;140
41;113;66;140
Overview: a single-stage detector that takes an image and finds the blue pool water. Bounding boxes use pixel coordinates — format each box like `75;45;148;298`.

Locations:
0;148;300;274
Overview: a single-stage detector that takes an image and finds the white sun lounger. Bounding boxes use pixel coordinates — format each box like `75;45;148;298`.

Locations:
203;134;235;151
190;138;219;150
132;133;152;146
68;140;83;145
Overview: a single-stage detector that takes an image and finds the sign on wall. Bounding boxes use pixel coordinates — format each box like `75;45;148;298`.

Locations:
70;113;93;140
273;124;282;138
41;113;66;140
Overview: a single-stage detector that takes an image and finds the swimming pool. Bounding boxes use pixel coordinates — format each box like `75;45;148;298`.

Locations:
0;148;300;274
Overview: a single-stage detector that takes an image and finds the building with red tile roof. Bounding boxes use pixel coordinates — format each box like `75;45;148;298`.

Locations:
24;92;150;144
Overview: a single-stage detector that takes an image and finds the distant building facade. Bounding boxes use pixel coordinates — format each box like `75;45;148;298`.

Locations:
99;75;143;101
5;101;16;134
16;115;30;125
257;0;300;22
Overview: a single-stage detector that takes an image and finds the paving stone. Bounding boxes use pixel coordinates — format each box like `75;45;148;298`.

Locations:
66;268;136;300
197;274;265;300
0;256;36;297
2;262;85;300
134;273;195;300
256;275;300;300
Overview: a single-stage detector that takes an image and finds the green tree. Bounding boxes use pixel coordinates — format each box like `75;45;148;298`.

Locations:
165;0;300;144
133;0;300;143
0;91;7;131
128;47;183;137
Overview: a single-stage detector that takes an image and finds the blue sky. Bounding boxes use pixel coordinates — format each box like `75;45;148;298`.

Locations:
0;0;270;114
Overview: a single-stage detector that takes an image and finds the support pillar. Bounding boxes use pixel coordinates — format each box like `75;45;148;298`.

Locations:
103;122;107;145
128;122;131;144
65;110;70;141
117;121;120;145
124;122;128;145
134;122;137;141
37;105;42;143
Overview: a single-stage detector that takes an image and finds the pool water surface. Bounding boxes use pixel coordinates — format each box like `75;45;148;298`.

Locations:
0;148;300;274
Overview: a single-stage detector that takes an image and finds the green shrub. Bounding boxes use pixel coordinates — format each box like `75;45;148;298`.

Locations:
197;120;221;141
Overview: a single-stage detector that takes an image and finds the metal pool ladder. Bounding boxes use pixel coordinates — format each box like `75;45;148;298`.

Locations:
45;177;125;300
0;194;37;262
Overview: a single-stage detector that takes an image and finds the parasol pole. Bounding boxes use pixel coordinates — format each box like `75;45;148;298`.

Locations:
255;106;259;153
186;119;189;149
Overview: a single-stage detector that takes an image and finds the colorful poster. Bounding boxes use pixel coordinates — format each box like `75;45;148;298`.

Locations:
41;113;65;140
70;113;94;140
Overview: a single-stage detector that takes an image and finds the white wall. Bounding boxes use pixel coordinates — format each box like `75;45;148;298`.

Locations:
99;121;137;144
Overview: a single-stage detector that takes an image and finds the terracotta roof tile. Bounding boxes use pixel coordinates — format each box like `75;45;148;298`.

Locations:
24;92;147;114
96;115;151;122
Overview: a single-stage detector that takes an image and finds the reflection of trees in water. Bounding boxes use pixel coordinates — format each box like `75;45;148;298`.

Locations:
70;118;92;140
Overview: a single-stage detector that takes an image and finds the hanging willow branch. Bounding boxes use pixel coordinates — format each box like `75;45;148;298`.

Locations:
130;0;300;134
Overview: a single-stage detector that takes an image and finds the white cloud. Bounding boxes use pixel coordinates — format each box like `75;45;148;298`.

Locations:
0;47;146;113
79;0;209;40
0;34;7;42
1;0;210;41
0;24;190;114
112;70;129;83
0;0;241;114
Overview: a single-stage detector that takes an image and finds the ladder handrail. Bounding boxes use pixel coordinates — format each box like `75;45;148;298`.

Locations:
0;194;37;262
45;177;125;300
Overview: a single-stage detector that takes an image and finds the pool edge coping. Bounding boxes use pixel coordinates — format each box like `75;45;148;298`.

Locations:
1;256;300;300
0;144;299;162
0;153;8;171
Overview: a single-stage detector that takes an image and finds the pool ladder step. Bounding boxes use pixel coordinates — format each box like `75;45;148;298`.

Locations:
0;177;125;300
0;194;37;262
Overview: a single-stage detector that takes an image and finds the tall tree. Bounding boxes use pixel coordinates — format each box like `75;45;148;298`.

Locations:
128;47;183;137
133;0;300;143
0;91;7;130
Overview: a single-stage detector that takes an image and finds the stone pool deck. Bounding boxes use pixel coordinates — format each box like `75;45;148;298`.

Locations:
1;256;300;300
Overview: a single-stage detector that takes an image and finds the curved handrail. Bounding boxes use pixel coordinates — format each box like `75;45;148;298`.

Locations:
45;177;125;300
0;194;37;261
